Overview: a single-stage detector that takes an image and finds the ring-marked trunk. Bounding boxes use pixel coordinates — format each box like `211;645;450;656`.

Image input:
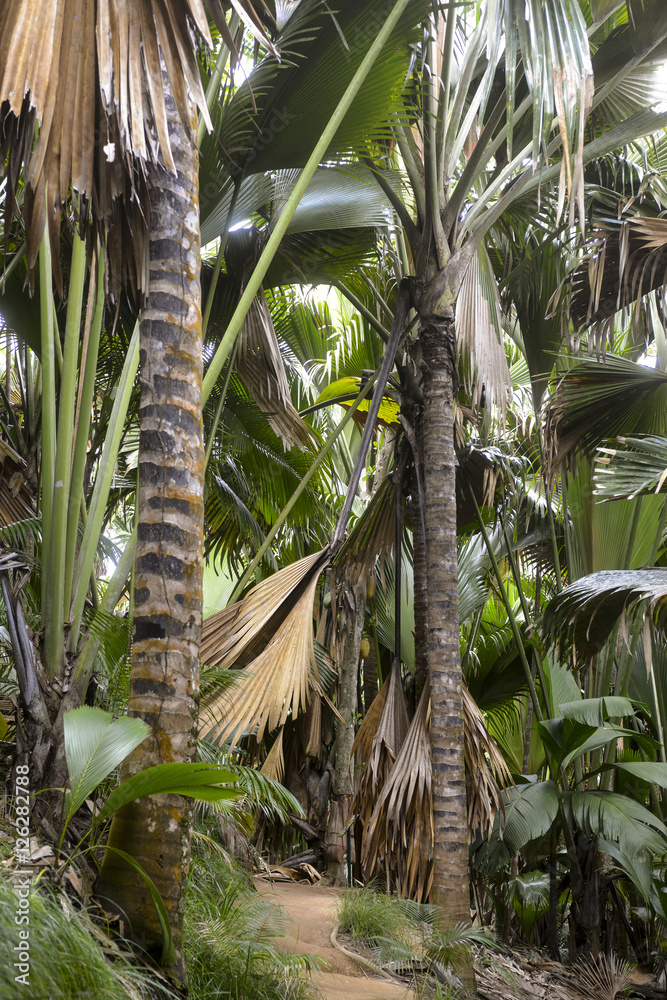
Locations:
420;317;474;985
95;90;204;985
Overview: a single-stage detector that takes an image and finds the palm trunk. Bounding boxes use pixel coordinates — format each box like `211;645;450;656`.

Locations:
327;582;365;883
95;89;204;985
420;317;474;985
411;464;428;705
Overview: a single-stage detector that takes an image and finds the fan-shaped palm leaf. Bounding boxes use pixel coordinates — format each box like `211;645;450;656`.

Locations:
542;568;667;658
201;165;393;247
595;434;667;500
566;218;667;331
215;0;427;178
200;565;324;750
564;788;667;855
546;354;667;470
200;548;327;669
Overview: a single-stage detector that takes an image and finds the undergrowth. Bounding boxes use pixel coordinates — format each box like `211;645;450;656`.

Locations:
0;875;171;1000
185;844;322;1000
336;882;415;950
337;883;496;998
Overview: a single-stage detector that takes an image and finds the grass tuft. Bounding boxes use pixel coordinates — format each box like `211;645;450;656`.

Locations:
336;883;415;950
0;875;170;1000
185;845;321;1000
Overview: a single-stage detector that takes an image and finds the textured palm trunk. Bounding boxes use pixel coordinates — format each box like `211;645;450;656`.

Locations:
420;317;474;986
95;91;203;985
411;467;428;705
327;582;365;883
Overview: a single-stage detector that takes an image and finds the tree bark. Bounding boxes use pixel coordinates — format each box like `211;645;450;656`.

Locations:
327;582;365;883
95;89;203;986
411;463;428;705
420;317;474;986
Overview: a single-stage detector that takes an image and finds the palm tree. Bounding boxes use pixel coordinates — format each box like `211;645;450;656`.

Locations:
192;0;667;951
0;0;241;980
0;0;433;978
345;0;667;956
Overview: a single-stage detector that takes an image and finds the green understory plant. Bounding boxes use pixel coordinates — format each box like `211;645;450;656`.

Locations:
336;883;495;991
185;845;321;1000
0;876;176;1000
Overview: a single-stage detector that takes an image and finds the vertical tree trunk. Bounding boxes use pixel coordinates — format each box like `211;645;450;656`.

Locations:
327;582;365;883
95;90;203;986
411;462;428;705
420;317;474;986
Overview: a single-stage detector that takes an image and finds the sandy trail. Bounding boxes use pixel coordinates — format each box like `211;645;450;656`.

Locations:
256;880;412;1000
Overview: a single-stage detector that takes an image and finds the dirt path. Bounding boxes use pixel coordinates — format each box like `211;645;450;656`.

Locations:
256;880;412;1000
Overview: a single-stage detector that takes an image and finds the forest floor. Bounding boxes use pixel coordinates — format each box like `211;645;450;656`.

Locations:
255;879;411;1000
255;878;666;1000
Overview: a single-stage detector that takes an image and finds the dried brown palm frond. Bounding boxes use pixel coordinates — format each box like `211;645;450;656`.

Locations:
360;678;509;901
351;673;390;764
571;952;632;1000
200;548;327;669
351;657;409;832
462;684;512;835
333;475;396;591
261;726;285;782
0;0;212;290
200;565;323;751
0;0;276;293
562;218;667;343
236;290;314;450
362;679;433;903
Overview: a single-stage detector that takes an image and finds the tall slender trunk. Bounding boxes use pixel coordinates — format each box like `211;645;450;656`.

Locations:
420;317;474;984
327;582;365;883
95;89;204;985
411;461;428;705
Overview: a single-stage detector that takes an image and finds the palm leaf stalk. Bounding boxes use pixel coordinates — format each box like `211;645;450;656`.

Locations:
67;324;140;650
228;377;376;601
64;247;105;614
38;221;57;639
44;232;87;676
461;460;543;725
201;0;417;403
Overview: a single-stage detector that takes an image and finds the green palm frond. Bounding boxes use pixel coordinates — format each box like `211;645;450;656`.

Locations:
595;434;667;499
215;0;427;177
546;354;667;470
473;779;559;873
201;165;393;247
542;567;667;658
564;788;667;855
